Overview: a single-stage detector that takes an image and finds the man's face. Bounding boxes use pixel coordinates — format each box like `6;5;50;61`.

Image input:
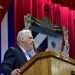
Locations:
23;34;33;50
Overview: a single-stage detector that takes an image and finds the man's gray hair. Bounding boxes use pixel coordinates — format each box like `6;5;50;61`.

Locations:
17;29;32;42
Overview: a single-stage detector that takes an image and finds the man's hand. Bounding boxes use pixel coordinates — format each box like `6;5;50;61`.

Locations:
11;68;21;75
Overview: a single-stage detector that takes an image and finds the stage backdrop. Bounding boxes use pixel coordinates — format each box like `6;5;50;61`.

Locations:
1;0;75;64
14;0;75;59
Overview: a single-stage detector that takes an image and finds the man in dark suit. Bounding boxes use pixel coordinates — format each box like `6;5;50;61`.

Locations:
2;29;36;75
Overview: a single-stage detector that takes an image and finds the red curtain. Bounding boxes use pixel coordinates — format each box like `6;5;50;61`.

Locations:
14;0;24;38
52;0;75;10
0;0;10;25
14;0;75;59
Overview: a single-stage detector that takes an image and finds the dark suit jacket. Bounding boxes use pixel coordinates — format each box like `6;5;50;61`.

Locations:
2;46;27;75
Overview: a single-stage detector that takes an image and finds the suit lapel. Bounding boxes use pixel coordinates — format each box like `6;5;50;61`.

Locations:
16;45;28;61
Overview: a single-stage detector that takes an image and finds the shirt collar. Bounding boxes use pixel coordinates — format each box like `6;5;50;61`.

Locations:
19;45;27;54
19;45;32;61
18;44;36;60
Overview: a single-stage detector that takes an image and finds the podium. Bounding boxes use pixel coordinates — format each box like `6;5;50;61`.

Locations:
20;51;75;75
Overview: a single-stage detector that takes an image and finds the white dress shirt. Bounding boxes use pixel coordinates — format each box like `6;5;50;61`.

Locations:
19;46;36;61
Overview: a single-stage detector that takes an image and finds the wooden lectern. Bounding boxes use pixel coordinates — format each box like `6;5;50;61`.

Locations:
20;51;75;75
